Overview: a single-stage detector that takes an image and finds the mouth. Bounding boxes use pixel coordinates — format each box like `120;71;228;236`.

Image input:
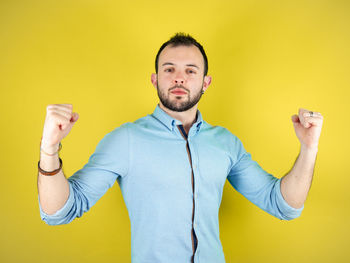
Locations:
170;88;187;95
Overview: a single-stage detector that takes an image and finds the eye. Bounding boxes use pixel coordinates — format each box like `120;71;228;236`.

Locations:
187;69;196;74
165;68;173;72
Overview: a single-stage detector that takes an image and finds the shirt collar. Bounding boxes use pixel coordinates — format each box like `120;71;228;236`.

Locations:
151;104;203;133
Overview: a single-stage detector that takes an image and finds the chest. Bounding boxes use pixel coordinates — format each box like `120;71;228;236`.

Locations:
126;135;232;193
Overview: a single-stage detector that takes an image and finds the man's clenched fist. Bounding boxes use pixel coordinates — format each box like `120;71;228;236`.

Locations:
41;104;79;149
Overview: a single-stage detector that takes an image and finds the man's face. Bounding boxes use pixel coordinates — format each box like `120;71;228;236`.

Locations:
151;45;211;112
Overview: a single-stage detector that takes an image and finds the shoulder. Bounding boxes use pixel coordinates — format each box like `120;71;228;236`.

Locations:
95;122;130;152
201;121;246;155
201;121;240;142
102;113;156;142
107;113;150;136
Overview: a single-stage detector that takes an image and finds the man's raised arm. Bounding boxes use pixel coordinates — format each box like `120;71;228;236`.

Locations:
37;104;79;215
280;108;324;209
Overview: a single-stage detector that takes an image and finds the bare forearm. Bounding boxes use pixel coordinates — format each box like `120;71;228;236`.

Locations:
280;145;318;209
37;146;69;215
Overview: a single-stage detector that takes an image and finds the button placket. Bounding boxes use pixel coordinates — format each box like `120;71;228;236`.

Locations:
176;125;198;261
188;139;200;251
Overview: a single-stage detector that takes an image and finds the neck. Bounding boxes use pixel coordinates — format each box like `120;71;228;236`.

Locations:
159;103;198;134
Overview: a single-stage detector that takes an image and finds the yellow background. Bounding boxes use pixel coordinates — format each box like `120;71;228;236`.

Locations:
0;0;349;262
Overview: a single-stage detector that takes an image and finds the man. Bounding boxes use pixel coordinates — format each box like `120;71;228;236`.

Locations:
37;32;323;263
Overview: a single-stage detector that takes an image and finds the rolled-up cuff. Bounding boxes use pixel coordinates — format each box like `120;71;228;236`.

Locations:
38;182;75;225
275;178;304;220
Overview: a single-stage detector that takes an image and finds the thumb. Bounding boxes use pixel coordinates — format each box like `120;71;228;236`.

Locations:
291;114;304;130
291;114;300;124
70;112;79;123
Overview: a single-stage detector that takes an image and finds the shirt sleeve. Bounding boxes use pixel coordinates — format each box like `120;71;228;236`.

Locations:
226;135;304;220
39;123;130;225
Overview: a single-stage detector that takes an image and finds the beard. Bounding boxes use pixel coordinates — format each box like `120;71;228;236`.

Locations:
156;82;204;112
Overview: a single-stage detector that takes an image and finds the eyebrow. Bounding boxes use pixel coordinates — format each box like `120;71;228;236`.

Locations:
161;62;200;69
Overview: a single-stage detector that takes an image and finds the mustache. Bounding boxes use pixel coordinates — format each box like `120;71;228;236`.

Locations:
169;85;189;92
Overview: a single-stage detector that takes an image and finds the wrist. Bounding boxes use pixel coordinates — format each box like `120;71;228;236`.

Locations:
40;138;61;156
300;144;318;154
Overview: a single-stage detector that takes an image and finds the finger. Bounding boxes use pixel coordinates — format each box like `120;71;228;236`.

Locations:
298;108;309;115
47;104;72;114
54;104;73;112
303;116;324;127
58;103;73;110
49;109;72;121
303;111;322;118
298;108;323;125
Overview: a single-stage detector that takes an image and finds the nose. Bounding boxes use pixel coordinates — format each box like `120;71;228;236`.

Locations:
174;71;185;85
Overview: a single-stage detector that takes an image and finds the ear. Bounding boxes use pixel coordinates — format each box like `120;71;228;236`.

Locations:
202;75;212;92
151;73;158;89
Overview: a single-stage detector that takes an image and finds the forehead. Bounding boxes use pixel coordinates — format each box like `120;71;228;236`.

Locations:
158;45;204;68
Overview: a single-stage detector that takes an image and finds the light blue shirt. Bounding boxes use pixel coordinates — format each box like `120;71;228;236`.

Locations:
38;104;304;263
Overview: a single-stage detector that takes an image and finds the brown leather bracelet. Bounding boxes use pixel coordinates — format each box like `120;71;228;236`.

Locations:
38;158;63;176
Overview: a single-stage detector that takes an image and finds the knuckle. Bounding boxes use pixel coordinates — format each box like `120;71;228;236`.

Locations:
64;104;73;112
50;111;59;118
52;112;66;120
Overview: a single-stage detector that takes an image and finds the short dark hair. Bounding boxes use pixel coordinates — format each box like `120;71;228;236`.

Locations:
155;32;208;76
